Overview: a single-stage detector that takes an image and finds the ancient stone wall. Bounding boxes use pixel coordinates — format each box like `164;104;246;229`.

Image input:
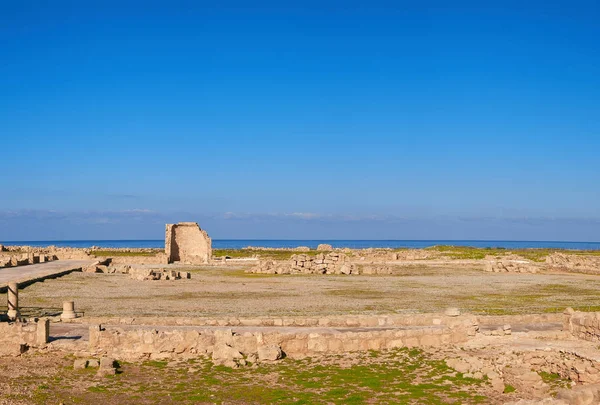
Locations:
546;253;600;275
564;310;600;342
128;267;191;281
484;258;540;273
477;313;563;326
67;313;478;329
0;253;57;269
108;254;168;265
0;319;49;356
165;222;212;264
248;253;402;275
1;246;92;261
250;252;355;275
88;316;476;361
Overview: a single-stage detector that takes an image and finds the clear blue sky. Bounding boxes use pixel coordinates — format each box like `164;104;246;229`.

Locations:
1;1;599;241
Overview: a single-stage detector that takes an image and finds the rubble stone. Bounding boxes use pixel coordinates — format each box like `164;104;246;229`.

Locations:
257;344;283;361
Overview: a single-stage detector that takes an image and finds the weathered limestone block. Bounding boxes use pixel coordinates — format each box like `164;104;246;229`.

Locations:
165;222;212;264
547;253;600;274
485;258;539;273
565;311;600;342
257;344;283;361
248;252;354;275
127;267;191;281
0;318;49;356
73;359;88;369
97;356;117;376
317;244;333;251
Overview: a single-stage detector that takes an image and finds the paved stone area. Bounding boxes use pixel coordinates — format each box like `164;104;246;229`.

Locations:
0;260;94;289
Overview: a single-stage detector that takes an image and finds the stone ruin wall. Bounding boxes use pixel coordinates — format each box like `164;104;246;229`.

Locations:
0;245;93;267
165;222;212;264
108;254;168;265
484;257;541;274
564;310;600;342
249;252;414;275
0;319;49;356
65;312;478;329
88;313;477;361
250;252;355;275
247;249;600;277
546;253;600;275
0;252;59;268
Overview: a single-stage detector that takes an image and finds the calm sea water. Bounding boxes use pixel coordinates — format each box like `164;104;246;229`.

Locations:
2;239;600;250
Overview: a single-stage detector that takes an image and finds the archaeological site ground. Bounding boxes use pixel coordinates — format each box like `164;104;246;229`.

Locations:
1;223;600;404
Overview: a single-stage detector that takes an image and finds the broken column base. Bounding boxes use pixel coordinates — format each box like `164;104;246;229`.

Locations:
61;301;77;320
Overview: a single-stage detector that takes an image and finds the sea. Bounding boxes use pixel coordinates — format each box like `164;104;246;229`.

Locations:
1;240;600;250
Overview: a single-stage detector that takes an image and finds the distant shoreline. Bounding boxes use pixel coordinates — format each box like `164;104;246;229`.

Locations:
2;239;600;250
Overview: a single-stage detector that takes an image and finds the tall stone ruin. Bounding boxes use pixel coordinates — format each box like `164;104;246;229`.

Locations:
165;222;212;264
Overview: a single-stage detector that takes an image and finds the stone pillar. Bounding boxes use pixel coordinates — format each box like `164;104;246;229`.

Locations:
7;281;19;320
61;301;77;319
563;307;575;333
36;318;50;344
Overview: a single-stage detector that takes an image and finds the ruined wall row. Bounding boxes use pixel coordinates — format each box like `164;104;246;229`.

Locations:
564;310;600;342
0;319;49;356
88;321;475;361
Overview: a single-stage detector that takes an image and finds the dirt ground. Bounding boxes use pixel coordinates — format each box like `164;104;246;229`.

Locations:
10;263;600;318
0;348;501;405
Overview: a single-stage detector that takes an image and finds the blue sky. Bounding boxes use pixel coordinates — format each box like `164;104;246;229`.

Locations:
1;1;599;241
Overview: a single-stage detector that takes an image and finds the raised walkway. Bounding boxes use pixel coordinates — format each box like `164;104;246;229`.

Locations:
0;260;94;292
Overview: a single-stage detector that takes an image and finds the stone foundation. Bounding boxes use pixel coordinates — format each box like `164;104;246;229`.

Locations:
88;317;476;361
484;259;539;273
0;253;57;269
564;310;600;342
547;253;600;275
128;267;191;281
0;319;49;356
249;252;356;275
477;313;563;326
69;313;478;329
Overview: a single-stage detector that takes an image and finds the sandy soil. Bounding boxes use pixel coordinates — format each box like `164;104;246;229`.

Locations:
10;263;600;318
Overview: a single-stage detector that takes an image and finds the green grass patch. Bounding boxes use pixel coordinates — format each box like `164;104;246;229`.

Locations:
142;360;168;368
213;249;322;260
538;371;571;394
426;245;506;260
6;349;489;404
425;245;600;262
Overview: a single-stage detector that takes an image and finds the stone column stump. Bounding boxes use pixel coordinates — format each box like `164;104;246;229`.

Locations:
61;301;77;320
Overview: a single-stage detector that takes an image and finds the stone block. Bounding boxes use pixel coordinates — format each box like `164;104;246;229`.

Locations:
307;337;328;352
257;344;283;361
73;359;88;369
87;359;100;368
